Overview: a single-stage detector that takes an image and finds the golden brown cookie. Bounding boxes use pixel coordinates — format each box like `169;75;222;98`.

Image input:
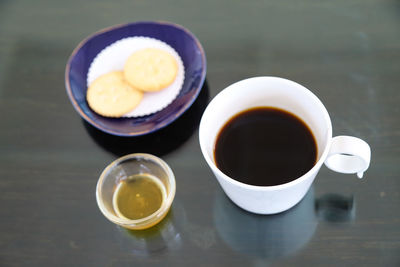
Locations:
123;48;178;92
86;71;143;117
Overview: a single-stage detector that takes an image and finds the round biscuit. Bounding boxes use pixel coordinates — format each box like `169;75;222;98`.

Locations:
123;48;178;92
86;71;143;117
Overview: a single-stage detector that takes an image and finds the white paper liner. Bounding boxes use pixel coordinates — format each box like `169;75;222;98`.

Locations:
87;37;185;117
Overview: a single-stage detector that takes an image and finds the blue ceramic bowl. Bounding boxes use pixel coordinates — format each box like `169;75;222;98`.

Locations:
65;21;206;136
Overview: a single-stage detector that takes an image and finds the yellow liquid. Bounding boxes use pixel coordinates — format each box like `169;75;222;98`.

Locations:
112;174;166;220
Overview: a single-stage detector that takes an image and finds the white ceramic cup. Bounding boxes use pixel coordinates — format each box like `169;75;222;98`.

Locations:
199;77;371;214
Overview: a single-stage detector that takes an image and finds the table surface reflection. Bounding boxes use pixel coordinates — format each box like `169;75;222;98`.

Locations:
0;0;399;266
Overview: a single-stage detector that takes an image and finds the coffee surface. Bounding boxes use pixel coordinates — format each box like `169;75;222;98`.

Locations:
214;107;317;186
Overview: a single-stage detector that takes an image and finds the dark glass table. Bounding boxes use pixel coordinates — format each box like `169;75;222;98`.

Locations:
0;1;399;266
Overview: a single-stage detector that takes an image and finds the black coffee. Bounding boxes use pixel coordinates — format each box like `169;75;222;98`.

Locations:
214;107;317;186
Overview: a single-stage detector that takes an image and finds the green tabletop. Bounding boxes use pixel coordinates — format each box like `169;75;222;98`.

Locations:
0;0;399;266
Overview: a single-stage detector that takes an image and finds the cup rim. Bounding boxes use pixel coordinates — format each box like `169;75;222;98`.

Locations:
199;76;333;190
95;153;176;228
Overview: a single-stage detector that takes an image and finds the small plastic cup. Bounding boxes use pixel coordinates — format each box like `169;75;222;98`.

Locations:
96;153;176;230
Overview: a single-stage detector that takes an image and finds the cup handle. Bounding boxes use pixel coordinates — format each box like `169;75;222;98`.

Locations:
324;136;371;179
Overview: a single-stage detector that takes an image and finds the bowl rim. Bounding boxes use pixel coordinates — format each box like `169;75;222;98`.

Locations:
95;153;176;229
65;20;207;136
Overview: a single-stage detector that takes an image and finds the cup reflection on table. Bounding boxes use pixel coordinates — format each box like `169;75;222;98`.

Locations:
114;201;186;256
214;187;318;260
315;193;355;223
